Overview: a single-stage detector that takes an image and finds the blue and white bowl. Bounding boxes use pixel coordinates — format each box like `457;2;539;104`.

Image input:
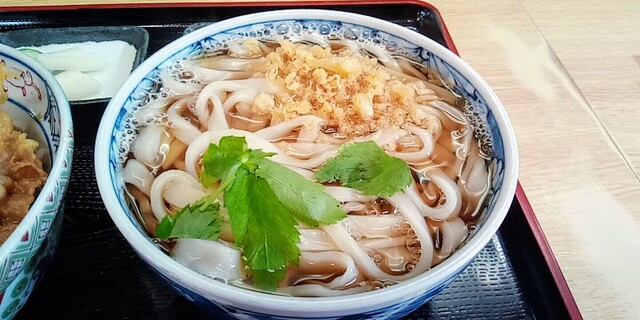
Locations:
0;43;73;319
95;10;518;319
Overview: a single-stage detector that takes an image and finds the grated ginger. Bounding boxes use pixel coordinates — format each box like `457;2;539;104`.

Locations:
250;40;443;137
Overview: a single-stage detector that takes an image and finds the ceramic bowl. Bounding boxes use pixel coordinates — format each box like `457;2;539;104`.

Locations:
0;43;73;318
95;10;518;319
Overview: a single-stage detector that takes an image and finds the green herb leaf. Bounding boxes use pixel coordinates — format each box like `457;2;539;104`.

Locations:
255;159;346;226
156;195;222;241
156;214;175;238
224;168;300;290
201;135;275;190
160;136;349;291
202;136;248;182
251;268;287;292
315;141;412;197
199;170;218;188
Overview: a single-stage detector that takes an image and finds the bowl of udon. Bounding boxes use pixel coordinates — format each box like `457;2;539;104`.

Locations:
0;43;73;318
95;9;518;319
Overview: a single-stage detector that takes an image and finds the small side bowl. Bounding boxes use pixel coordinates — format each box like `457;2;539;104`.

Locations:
95;9;518;319
0;43;73;318
0;26;149;105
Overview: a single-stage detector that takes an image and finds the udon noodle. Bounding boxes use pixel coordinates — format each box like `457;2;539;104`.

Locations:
123;38;492;296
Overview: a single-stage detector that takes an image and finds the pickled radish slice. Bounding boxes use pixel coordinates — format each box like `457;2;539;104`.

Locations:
54;70;102;100
36;47;107;72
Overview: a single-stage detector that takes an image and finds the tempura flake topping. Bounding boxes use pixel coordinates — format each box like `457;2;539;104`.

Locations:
251;41;441;137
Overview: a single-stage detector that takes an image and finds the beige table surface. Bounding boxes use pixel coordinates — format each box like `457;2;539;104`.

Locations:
2;0;639;318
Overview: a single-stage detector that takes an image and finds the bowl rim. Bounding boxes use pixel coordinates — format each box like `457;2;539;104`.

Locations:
0;43;73;260
95;9;518;316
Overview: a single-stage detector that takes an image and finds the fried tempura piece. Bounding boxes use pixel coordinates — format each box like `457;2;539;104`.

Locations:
0;64;8;105
0;111;48;243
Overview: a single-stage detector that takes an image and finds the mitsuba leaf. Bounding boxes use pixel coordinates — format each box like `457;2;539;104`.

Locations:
255;159;346;226
199;171;218;188
202;136;276;184
223;169;251;247
202;136;248;182
156;195;222;241
161;136;354;292
251;268;287;292
224;168;300;290
315;141;412;197
156;214;175;239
